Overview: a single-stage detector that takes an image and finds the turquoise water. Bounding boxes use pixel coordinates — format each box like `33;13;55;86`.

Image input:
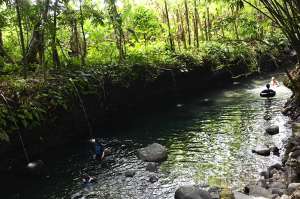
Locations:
3;73;292;199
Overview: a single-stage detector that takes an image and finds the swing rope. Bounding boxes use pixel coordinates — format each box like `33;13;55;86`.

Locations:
0;92;30;163
69;78;94;139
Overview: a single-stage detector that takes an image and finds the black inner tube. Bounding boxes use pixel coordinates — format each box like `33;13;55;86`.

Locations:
260;89;276;97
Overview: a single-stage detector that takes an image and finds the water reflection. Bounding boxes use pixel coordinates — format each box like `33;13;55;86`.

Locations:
264;98;272;120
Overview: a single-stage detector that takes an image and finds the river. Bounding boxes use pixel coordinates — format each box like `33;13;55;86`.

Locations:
3;73;293;199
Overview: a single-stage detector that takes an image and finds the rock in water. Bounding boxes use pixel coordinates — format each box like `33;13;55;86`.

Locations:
266;126;279;135
125;170;136;177
137;143;167;162
175;185;212;199
149;175;158;183
252;146;271;156
146;162;158;172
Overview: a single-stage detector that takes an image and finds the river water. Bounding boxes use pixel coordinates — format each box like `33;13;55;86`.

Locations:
4;73;293;199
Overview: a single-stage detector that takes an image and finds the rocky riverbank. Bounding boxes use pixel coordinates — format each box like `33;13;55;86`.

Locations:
227;73;300;199
168;71;300;199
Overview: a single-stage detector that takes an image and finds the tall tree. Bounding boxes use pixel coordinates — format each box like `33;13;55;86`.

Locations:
243;0;300;91
164;0;174;51
79;0;86;66
51;0;60;67
22;0;51;65
193;0;199;48
184;0;191;46
106;0;126;62
15;0;26;76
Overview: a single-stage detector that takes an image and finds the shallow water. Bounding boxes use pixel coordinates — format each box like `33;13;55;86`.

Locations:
3;74;293;199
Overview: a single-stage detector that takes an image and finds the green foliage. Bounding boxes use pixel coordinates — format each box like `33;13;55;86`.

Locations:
0;0;293;141
131;7;161;43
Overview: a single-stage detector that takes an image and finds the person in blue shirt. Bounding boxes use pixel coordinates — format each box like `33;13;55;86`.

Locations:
95;142;105;160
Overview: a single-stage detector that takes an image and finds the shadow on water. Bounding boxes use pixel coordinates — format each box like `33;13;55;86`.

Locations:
1;73;294;199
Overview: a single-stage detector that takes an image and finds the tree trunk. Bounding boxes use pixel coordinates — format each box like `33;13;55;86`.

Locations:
193;0;199;48
204;13;208;41
79;0;86;66
51;0;60;67
206;3;211;40
70;18;81;57
0;38;15;64
184;0;191;46
23;0;50;66
180;10;187;49
175;9;181;50
15;0;26;77
107;0;126;62
164;0;175;51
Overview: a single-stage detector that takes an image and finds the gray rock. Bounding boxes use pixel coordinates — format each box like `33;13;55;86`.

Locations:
291;146;300;152
175;185;212;199
271;188;285;196
125;170;136;177
245;185;272;198
137;143;168;162
233;192;251;199
257;179;268;189
266;126;280;135
260;171;270;179
146;162;158;172
252;146;271;156
271;147;280;156
290;150;300;159
149;175;158;183
280;195;290;199
233;191;269;199
270;182;286;190
287;183;300;194
268;163;283;171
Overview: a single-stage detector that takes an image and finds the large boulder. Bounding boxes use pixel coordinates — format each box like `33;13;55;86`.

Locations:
175;185;212;199
137;143;168;162
266;126;279;135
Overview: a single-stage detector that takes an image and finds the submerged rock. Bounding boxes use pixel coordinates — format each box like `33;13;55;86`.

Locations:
266;126;280;135
149;175;158;183
125;170;136;177
146;162;158;172
137;143;167;162
175;185;212;199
